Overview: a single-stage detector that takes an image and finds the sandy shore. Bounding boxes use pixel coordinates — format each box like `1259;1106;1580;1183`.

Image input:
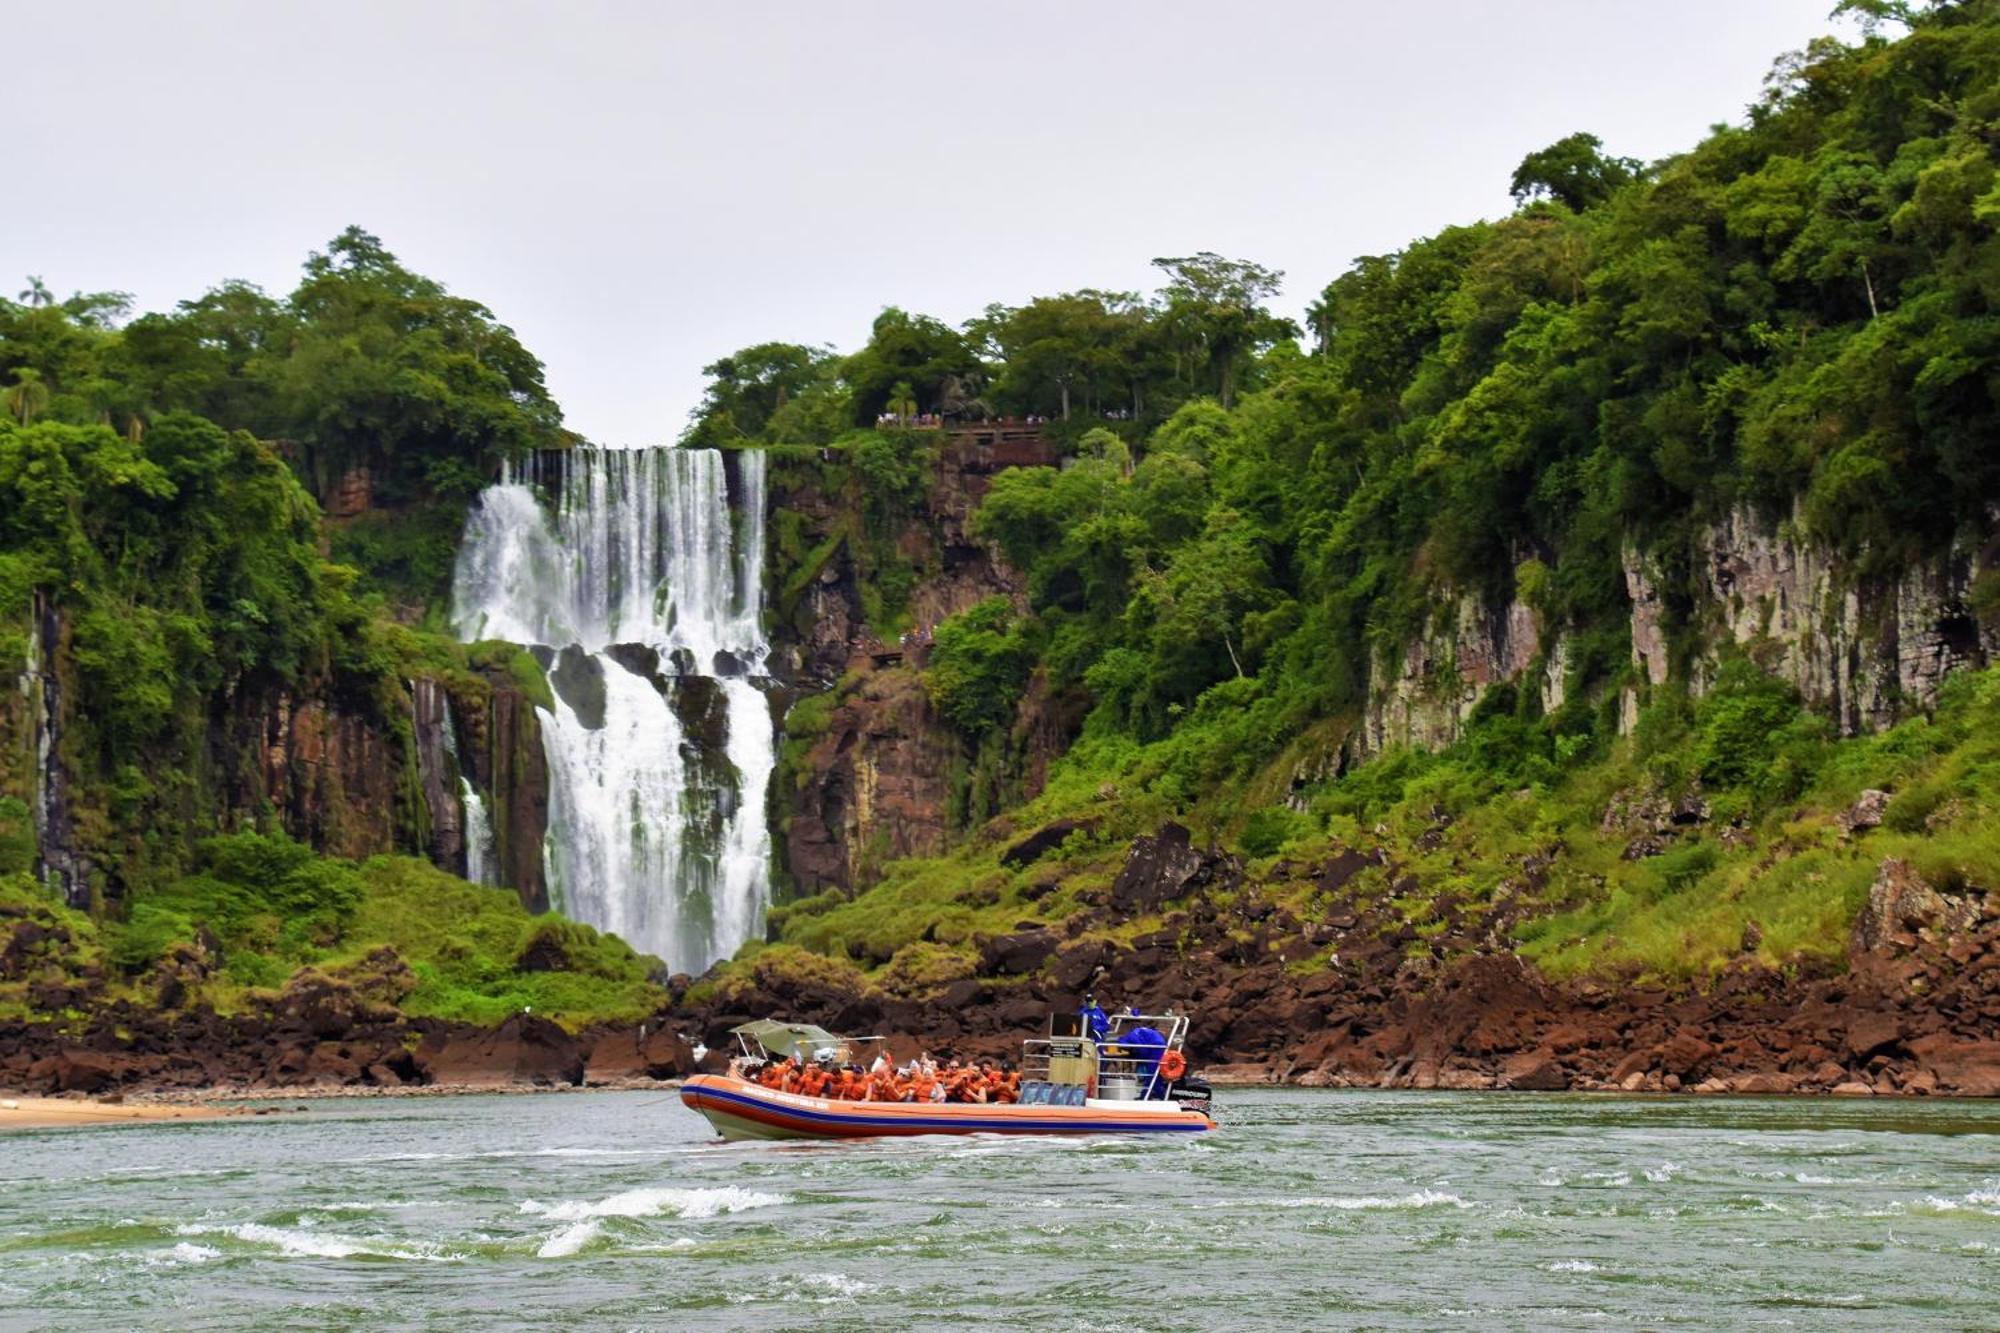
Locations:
0;1096;235;1131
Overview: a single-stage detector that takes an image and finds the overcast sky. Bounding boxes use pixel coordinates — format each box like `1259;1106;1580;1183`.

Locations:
14;2;1848;445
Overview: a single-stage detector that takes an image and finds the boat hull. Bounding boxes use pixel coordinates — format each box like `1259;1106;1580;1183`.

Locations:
680;1074;1214;1140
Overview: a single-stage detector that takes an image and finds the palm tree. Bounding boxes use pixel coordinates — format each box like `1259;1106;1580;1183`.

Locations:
17;277;52;308
886;381;917;426
5;368;50;424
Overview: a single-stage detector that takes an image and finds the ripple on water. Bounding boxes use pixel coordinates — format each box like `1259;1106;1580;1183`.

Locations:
518;1185;789;1222
175;1222;459;1262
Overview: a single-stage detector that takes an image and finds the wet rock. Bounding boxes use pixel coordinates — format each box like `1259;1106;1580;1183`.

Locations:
1831;1081;1875;1096
1727;1072;1797;1094
1499;1050;1567;1091
669;676;732;757
548;646;607;729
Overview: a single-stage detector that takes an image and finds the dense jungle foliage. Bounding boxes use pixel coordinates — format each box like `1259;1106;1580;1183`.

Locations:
701;2;2000;817
0;235;652;1021
6;2;1999;1014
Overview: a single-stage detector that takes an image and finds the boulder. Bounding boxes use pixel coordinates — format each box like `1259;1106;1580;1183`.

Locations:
978;930;1059;977
1047;941;1111;993
1111;823;1217;913
1905;1035;2000;1097
1656;1031;1715;1080
275;970;358;1040
1499;1050;1568;1091
43;1049;125;1094
416;1014;587;1087
1844;1012;1903;1060
1853;858;1950;953
1840;789;1892;835
1830;1081;1874;1096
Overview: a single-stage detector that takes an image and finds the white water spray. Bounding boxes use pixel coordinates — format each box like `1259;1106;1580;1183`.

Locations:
451;447;772;974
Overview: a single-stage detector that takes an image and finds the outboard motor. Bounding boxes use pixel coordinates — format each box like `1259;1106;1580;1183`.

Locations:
1168;1074;1212;1117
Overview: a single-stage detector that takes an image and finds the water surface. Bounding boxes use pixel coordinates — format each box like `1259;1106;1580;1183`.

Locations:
4;1089;1998;1329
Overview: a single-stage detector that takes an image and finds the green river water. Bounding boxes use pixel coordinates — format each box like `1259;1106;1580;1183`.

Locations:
3;1089;1998;1330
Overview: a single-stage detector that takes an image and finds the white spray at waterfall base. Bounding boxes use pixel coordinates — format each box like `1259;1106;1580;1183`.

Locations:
451;446;773;975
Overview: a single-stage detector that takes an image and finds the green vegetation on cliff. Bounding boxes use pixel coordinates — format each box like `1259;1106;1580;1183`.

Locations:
0;234;617;1021
2;832;663;1029
727;2;2000;983
750;656;2000;995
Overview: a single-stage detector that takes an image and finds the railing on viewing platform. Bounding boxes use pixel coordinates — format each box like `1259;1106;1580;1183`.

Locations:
870;417;1062;471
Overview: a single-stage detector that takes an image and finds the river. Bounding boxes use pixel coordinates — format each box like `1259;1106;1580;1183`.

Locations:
4;1090;1997;1329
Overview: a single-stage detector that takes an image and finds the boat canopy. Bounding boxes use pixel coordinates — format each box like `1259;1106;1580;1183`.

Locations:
730;1020;854;1063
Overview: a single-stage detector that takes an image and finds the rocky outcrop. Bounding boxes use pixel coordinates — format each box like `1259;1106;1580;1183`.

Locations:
1352;503;1995;771
1629;503;1998;734
784;668;961;896
766;435;1076;898
11;589;549;910
1358;593;1545;758
673;831;2000;1099
411;678;466;875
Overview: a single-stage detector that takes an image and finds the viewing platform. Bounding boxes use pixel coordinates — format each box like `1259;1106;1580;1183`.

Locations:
875;417;1062;473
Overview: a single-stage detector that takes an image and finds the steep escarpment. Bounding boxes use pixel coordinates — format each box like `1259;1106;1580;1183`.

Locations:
1357;502;1998;763
763;427;1075;899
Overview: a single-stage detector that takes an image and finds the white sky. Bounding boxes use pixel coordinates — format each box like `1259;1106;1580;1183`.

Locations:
12;1;1847;445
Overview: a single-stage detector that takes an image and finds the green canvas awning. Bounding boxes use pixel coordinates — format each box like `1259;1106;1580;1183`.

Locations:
730;1020;848;1063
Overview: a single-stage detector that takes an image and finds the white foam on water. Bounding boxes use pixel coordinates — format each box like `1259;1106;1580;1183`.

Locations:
178;1222;454;1262
798;1273;876;1300
1915;1189;2000;1216
1643;1162;1681;1183
537;1220;602;1258
142;1242;220;1267
1547;1259;1601;1273
519;1185;789;1222
728;1272;879;1305
1245;1189;1472;1212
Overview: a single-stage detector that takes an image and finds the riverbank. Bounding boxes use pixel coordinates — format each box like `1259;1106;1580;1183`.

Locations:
7;842;1996;1102
0;1096;231;1131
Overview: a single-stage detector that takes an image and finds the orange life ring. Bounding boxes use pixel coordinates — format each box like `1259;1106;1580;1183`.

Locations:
1158;1049;1187;1081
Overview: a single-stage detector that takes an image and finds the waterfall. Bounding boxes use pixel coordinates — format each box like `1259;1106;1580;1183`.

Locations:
440;698;497;886
451;446;772;974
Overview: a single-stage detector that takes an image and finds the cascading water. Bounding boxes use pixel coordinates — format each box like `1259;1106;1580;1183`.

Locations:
450;446;772;974
440;700;497;886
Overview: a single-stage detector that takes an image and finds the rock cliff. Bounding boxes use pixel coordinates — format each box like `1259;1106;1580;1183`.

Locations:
1354;503;1997;763
764;431;1073;899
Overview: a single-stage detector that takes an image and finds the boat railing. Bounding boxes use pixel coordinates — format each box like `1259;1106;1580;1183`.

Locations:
1018;1012;1191;1104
